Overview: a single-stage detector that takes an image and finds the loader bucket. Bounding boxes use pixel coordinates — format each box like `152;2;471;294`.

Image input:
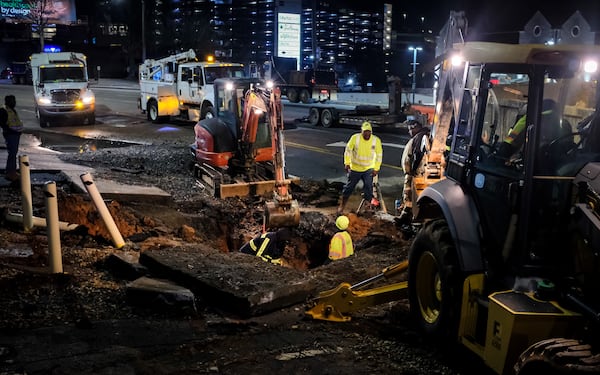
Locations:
265;199;301;228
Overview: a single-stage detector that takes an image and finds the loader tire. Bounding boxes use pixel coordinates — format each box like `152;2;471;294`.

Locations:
308;107;320;126
515;338;600;375
408;219;462;341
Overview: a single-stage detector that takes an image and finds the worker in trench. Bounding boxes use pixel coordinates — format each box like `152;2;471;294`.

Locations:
239;228;292;265
324;215;354;264
337;121;383;214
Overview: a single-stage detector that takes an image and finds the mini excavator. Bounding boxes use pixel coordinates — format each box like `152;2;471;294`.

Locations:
190;78;300;228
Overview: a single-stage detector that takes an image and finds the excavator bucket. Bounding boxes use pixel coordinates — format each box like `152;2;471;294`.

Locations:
264;199;300;228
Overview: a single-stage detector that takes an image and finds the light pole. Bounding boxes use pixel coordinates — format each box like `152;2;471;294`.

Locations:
141;0;146;61
408;46;422;104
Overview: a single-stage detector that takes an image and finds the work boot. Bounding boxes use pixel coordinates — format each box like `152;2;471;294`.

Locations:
394;207;412;226
337;196;349;214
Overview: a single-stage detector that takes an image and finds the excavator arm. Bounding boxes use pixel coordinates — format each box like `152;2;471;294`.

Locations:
237;84;299;228
264;86;300;228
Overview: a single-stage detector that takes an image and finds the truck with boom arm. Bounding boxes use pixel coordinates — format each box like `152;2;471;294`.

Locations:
139;50;246;123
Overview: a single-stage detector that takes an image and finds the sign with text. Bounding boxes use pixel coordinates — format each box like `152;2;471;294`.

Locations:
277;12;300;69
0;0;76;25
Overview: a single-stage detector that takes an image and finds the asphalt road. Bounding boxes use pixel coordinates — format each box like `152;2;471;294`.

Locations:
0;80;409;211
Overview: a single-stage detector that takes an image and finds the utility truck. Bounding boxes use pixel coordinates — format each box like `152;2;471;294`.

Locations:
138;49;246;123
30;52;95;128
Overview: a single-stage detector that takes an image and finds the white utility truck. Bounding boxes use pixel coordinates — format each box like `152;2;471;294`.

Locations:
30;52;95;128
138;49;246;123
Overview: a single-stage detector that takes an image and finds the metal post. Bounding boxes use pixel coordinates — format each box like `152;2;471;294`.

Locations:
19;155;33;232
409;47;422;104
44;181;63;273
141;0;146;61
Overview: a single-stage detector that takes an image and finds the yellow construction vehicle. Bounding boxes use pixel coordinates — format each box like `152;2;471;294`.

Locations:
308;11;600;374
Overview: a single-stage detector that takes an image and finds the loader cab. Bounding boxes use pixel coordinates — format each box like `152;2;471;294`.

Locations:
441;43;600;276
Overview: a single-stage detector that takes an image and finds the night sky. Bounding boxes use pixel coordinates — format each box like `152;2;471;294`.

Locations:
413;1;600;34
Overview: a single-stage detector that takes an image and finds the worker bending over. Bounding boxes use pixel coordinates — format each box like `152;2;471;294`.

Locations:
239;228;292;265
328;215;354;262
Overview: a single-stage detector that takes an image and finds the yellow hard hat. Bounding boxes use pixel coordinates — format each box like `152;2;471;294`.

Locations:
335;215;350;230
361;121;372;132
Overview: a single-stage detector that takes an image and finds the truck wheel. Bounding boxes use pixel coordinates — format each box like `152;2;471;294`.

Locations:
320;108;334;128
408;219;462;341
308;107;320;126
287;88;299;103
147;100;160;123
300;89;311;104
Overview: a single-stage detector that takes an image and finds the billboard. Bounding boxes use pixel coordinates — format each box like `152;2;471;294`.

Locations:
277;12;300;69
0;0;76;25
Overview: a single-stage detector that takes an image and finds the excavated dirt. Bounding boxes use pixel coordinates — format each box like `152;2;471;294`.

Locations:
0;147;489;374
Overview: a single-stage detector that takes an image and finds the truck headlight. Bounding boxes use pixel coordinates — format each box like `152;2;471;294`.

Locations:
38;97;51;105
81;93;95;104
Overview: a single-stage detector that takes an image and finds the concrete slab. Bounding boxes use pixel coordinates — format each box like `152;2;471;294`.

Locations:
1;133;171;203
139;244;318;317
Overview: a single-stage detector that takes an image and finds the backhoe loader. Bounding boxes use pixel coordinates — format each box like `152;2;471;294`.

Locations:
308;11;600;374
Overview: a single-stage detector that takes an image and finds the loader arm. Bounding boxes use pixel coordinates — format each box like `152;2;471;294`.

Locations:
306;261;409;322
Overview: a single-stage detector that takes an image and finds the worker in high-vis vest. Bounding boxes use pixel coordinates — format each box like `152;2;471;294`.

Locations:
328;215;354;261
337;121;383;214
0;95;24;182
495;98;568;161
239;228;292;265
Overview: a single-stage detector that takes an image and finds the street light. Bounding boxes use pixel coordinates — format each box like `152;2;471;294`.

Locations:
408;46;422;104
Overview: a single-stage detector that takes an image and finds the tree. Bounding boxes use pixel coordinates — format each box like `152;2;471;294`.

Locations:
26;0;52;51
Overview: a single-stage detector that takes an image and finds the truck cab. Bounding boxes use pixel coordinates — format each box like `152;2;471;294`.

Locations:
30;52;95;128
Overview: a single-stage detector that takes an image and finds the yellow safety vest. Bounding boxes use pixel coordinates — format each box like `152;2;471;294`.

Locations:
344;133;383;172
328;231;354;260
3;106;23;132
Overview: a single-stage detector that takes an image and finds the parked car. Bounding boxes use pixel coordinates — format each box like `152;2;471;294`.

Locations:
0;67;13;80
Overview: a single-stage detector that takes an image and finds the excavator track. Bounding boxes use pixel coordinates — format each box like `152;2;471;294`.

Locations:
514;338;600;375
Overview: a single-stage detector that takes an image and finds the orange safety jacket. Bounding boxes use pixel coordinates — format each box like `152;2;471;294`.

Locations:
328;231;354;260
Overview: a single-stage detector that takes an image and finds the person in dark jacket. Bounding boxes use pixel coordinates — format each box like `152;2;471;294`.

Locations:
0;95;23;182
239;228;292;265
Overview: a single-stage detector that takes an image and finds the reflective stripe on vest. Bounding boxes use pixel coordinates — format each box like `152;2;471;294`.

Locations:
329;231;352;260
3;106;23;132
345;134;378;170
250;233;273;262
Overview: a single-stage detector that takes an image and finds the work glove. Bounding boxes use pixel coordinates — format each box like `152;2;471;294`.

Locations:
345;165;351;173
372;170;379;177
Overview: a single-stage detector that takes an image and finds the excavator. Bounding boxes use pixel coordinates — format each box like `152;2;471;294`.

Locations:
307;11;600;374
190;77;300;228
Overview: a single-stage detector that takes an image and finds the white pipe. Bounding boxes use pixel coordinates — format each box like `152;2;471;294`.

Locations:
19;155;33;232
4;211;79;231
80;172;125;249
44;182;63;273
